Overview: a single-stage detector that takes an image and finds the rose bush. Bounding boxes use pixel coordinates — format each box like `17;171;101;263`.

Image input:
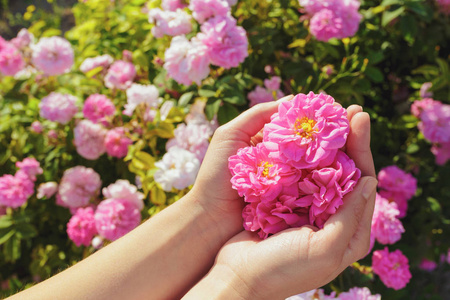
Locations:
0;0;449;298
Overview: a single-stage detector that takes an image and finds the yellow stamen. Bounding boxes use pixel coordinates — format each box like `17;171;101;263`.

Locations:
259;161;273;177
294;117;317;139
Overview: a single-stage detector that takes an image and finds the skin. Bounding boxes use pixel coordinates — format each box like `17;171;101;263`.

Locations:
9;97;376;300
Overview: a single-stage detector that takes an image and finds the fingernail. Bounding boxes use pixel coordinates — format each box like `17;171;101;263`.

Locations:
277;94;294;103
362;177;377;200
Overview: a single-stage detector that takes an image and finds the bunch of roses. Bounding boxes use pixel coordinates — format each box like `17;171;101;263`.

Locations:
298;0;362;42
0;29;74;78
43;166;144;246
0;158;42;209
229;92;361;239
411;98;450;165
148;0;248;86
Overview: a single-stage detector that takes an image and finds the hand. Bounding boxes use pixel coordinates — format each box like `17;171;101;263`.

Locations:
183;106;377;300
190;95;295;240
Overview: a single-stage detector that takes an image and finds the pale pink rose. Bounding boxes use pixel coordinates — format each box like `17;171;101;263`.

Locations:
104;127;133;158
32;36;74;75
37;182;58;199
154;146;200;191
418;258;437;272
162;0;188;11
370;193;404;247
11;28;34;50
15;157;43;181
264;76;282;91
197;15;248;69
0;42;25;76
420;82;433;99
189;0;230;24
79;54;114;74
338;287;381;300
166;122;211;161
102;180;144;211
410;98;438;118
310;9;343;42
286;288;336;300
264;92;349;169
58;166;101;208
67;207;97;247
94;198;141;241
372;247;411;290
39;92;79;125
298;150;360;228
184;100;219;135
164;35;210;85
377;165;417;218
417;100;450;144
0;171;34;208
104;60;136;90
30;121;43;133
431;141;450;165
124;83;161;116
148;8;192;38
83;94;115;125
248;86;275;107
73;120;107;160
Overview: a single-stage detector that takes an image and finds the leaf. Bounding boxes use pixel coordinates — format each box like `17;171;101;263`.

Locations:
0;215;13;229
205;100;221;121
382;7;405;26
427;197;441;214
15;223;38;239
381;0;403;6
178;92;194;107
364;66;384;83
400;14;417;44
150;185;166;205
85;66;104;78
198;89;217;98
406;143;419;154
154;121;175;139
0;230;15;245
133;151;155;170
218;102;240;125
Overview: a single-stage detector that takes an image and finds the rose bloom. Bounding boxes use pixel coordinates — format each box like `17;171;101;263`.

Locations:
264;92;349;169
58;166;102;208
370;193;404;246
30;121;43;133
11;28;34;50
164;35;210;86
264;76;282;91
15;157;43;181
166;122;211;161
372;247;412;290
124;83;161;116
189;0;230;24
286;289;336;300
248;86;276;107
377;165;417;218
37;182;58;199
417;100;450;144
338;287;381;300
32;36;74;75
0;171;34;208
104;60;136;90
162;0;188;11
73;120;107;160
0;42;25;76
67;207;97;247
197;15;248;69
229;141;301;203
420;82;433;99
94;198;141;241
148;8;192;38
431;141;450;166
104;127;133;158
410;98;438;118
83;94;116;125
154;146;201;192
79;54;114;74
39;92;79;125
102;180;144;211
298;150;360;228
418;258;437;272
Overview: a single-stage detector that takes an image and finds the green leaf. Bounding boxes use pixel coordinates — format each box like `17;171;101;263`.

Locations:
217;102;240;125
178;92;194;107
381;0;403;6
0;215;13;229
150;185;166;205
364;66;384;83
0;229;15;245
15;223;38;239
406;143;419;154
223;89;246;106
205;100;221;121
198;89;217;98
400;14;417;44
427;197;441;214
382;7;405;26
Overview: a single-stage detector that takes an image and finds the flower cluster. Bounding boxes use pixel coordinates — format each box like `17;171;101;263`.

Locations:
286;286;380;300
247;76;285;107
229;92;360;238
377;165;417;217
372;247;412;290
0;158;42;209
411;98;450;165
299;0;362;41
148;1;248;85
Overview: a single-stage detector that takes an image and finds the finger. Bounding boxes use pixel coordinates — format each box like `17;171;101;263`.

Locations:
346;112;376;178
217;95;294;142
317;177;378;257
346;105;362;123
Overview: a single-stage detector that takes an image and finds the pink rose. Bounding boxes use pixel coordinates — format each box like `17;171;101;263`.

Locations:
58;166;102;208
104;60;136;90
67;207;98;247
372;247;411;290
0;171;34;208
15;157;43;181
104;127;133;158
0;42;25;76
73;120;107;160
189;0;230;24
83;94;116;125
148;8;192;38
39;92;79;125
32;36;74;75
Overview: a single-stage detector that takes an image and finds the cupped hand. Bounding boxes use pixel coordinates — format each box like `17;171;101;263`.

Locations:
190;95;295;239
188;105;378;299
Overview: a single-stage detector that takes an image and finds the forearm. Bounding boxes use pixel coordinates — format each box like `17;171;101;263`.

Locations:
10;191;243;300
